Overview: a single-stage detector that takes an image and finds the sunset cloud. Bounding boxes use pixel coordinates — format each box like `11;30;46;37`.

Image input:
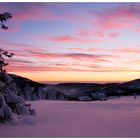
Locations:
0;3;83;23
68;47;140;54
49;35;102;43
68;47;101;52
7;51;114;73
77;29;119;38
108;33;120;38
7;61;140;73
28;51;111;61
90;4;140;32
76;29;105;37
34;35;104;43
113;47;140;54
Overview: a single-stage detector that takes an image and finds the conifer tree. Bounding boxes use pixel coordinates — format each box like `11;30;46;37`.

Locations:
0;13;36;124
0;12;13;73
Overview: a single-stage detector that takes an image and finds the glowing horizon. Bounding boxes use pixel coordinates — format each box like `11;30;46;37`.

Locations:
1;2;140;83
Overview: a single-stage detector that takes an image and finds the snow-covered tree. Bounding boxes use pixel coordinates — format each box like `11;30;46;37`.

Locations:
0;13;36;124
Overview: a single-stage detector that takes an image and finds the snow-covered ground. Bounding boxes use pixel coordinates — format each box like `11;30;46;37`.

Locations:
1;96;140;137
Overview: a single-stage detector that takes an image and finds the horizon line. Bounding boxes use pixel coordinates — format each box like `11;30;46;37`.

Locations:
38;80;128;84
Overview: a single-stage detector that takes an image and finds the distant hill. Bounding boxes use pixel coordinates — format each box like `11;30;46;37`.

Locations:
9;74;68;101
50;82;118;98
50;79;140;100
101;79;140;97
8;74;140;100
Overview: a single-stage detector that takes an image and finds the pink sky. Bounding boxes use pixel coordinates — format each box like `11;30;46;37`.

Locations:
1;3;140;83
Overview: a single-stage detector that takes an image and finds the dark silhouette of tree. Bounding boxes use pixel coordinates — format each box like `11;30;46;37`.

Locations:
0;12;12;29
0;49;14;72
0;12;14;73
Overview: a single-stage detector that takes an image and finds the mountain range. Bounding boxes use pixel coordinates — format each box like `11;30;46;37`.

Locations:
10;74;140;101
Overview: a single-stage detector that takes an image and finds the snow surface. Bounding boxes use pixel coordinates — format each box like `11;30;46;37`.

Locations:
1;96;140;137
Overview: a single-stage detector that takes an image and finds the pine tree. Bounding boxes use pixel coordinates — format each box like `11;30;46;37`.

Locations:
0;12;12;30
0;49;14;73
0;13;36;124
0;12;13;73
